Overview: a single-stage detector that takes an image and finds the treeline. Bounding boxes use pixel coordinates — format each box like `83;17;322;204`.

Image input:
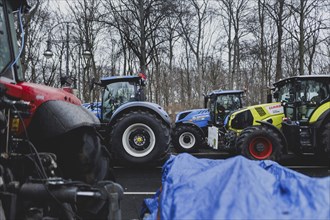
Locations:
21;0;330;114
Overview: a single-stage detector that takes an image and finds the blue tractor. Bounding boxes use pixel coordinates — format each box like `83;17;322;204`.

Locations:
172;90;244;152
86;74;171;166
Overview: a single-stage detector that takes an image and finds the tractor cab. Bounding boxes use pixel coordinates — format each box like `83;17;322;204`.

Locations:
100;75;147;122
273;75;330;123
272;75;330;156
207;90;245;127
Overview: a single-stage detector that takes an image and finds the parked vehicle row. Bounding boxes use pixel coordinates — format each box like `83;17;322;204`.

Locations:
82;74;329;164
172;75;330;162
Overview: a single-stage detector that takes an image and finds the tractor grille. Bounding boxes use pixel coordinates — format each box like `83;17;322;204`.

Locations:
255;107;266;117
198;110;208;114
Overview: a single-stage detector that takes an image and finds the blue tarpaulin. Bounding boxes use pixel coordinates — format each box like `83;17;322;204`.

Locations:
143;153;330;220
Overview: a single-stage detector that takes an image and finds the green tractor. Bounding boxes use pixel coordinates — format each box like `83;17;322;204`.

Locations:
88;74;171;166
236;75;330;161
207;100;284;153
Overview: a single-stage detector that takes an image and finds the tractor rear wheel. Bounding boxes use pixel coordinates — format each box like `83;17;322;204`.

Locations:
109;110;170;165
43;127;111;184
237;126;283;161
172;125;203;153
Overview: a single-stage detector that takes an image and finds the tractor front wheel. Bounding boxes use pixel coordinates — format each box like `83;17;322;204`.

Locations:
172;125;203;153
236;126;283;161
109;110;170;165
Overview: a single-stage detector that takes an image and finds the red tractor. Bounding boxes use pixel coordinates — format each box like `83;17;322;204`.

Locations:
0;0;108;184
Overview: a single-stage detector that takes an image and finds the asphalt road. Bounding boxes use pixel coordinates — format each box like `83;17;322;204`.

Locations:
114;149;329;220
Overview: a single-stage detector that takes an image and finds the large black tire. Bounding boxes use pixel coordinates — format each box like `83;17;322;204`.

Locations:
172;125;203;153
320;120;330;159
0;201;5;220
109;110;170;165
236;126;283;161
41;127;111;184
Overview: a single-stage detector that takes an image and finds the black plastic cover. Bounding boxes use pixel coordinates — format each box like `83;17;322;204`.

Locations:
28;100;100;141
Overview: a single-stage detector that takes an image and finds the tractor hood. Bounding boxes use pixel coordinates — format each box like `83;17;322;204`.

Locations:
227;102;284;131
4;81;81;107
175;108;210;126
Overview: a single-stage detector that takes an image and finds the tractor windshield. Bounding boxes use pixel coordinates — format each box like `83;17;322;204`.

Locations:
0;0;24;81
276;79;329;120
208;92;243;126
276;80;328;104
216;94;242;111
102;81;136;121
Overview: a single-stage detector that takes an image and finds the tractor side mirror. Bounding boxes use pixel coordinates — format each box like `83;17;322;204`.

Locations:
267;93;273;103
273;91;279;100
204;95;209;108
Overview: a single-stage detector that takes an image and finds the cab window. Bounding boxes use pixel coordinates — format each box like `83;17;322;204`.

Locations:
297;80;328;104
216;94;242;111
102;81;136;120
0;1;11;75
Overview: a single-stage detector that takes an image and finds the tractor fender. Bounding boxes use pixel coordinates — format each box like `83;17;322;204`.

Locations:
174;121;206;139
309;106;330;128
28;100;100;141
310;108;330;148
256;120;288;153
109;101;171;126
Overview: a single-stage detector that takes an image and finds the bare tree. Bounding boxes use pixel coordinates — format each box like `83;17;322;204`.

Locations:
20;0;330;112
21;0;52;83
177;0;213;105
100;0;172;75
263;0;289;81
258;0;267;102
66;0;105;102
217;0;249;89
285;0;327;75
161;15;181;108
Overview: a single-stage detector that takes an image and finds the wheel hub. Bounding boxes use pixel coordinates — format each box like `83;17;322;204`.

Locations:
183;135;191;144
129;129;150;151
255;143;265;152
249;137;273;160
134;135;146;146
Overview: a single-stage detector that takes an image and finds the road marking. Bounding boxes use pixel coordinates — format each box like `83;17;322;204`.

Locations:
287;166;329;169
124;192;156;195
113;166;162;169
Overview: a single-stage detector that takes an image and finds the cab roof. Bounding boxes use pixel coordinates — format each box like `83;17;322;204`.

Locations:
273;75;330;87
207;90;245;96
100;75;141;86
